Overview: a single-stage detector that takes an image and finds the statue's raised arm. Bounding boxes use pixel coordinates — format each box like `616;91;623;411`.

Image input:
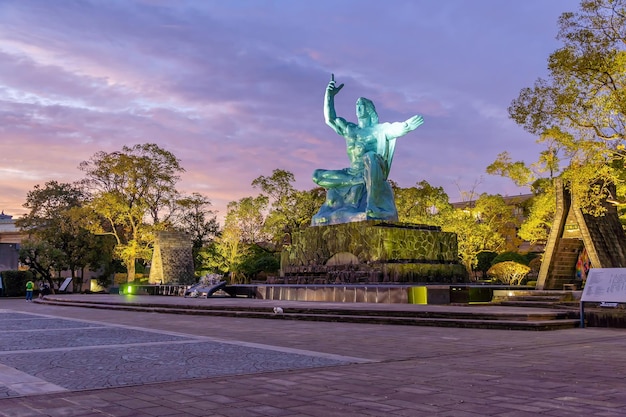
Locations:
324;74;348;136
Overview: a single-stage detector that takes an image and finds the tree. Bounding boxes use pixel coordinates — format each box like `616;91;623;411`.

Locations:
518;184;557;245
475;251;498;280
393;180;451;225
440;193;511;274
252;169;298;242
238;244;280;280
16;181;106;291
175;193;219;271
211;196;269;283
79;143;185;282
473;194;523;252
292;187;326;230
506;0;626;215
491;251;529;266
487;152;537;187
252;169;325;243
18;239;64;288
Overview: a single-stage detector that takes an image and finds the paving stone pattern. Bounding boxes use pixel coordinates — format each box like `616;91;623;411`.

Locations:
0;313;104;331
0;310;354;397
2;298;626;416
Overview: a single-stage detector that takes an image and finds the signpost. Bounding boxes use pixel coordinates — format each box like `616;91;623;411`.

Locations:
580;268;626;328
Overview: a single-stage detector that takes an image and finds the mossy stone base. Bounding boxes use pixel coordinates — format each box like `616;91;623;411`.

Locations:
280;221;468;284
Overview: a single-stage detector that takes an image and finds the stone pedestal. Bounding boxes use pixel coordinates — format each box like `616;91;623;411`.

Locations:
149;231;195;285
280;221;467;284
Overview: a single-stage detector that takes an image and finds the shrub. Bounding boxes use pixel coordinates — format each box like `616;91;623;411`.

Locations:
475;251;498;278
487;261;530;285
491;251;528;266
2;270;35;297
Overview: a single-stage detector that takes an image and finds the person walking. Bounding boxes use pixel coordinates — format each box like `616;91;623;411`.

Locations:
25;280;34;302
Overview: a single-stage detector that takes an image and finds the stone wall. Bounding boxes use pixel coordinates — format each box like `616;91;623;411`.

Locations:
149;231;195;284
280;221;467;284
538;179;626;290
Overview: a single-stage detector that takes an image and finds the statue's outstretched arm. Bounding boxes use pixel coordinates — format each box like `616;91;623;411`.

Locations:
386;115;424;138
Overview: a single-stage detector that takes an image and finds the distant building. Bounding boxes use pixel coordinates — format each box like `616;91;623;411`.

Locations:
450;194;543;253
0;212;99;292
0;212;22;272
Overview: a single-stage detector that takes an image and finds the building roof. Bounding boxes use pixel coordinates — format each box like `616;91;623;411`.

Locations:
0;212;18;233
450;193;533;210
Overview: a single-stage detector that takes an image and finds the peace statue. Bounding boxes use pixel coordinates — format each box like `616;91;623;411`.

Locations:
311;74;424;226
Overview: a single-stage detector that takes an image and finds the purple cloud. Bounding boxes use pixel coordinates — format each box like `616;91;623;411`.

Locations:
0;0;573;220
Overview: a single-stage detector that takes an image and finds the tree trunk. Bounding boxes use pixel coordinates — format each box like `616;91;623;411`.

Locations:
127;259;136;283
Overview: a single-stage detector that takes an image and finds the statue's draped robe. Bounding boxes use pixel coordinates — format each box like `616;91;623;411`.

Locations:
311;133;398;226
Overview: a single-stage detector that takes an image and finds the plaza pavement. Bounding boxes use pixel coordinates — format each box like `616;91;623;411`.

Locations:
0;295;625;416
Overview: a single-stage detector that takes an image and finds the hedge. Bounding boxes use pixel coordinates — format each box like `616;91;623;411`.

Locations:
1;270;34;297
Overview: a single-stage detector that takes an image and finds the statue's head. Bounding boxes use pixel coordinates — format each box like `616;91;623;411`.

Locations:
356;97;379;126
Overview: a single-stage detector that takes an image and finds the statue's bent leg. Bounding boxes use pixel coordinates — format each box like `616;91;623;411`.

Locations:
313;168;363;188
363;152;399;221
311;168;367;226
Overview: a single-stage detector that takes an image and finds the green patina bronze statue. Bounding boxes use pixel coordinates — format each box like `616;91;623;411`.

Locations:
311;74;424;226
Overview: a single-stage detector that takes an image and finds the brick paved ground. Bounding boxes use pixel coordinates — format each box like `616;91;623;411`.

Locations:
1;296;625;416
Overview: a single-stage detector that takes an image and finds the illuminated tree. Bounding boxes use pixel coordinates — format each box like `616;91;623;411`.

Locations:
504;0;626;215
487;261;531;285
440;193;515;273
210;196;269;283
79;143;184;282
517;183;557;244
393;180;451;224
174;192;219;270
17;181;107;290
252;169;325;244
474;194;523;252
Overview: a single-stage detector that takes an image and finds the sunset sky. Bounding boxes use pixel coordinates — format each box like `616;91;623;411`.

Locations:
0;0;574;222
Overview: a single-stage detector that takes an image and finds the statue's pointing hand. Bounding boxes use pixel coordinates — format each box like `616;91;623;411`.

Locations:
327;74;344;97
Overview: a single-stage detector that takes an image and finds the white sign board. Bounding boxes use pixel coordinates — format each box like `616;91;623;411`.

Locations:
59;277;72;292
581;268;626;303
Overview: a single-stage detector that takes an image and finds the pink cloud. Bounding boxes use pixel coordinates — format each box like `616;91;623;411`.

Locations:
0;0;573;221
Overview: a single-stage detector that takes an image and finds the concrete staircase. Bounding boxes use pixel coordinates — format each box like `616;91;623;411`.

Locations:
35;295;580;331
542;238;583;289
492;289;581;309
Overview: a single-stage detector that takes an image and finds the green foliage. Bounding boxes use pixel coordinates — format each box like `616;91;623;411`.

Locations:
16;180;107;289
174;192;220;272
487;152;535;187
518;185;556;244
79;143;184;281
252;169;325;244
505;0;626;216
192;243;221;278
18;239;65;284
487;261;531;285
209;196;270;283
491;251;529;266
175;193;219;249
475;194;523;252
440;192;524;272
393;180;451;224
1;270;34;297
475;251;498;278
238;244;280;280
